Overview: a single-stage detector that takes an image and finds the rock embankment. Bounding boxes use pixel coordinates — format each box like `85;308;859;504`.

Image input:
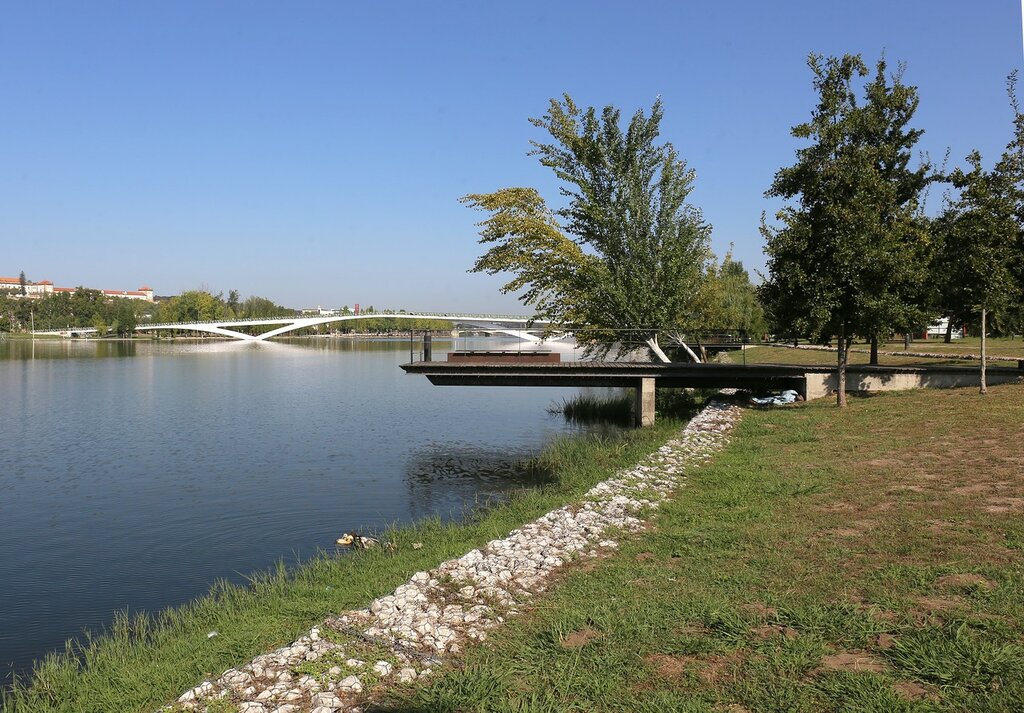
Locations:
171;400;743;713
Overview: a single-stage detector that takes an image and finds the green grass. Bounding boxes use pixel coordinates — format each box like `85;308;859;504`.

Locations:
882;337;1023;359
731;345;973;367
548;393;634;424
380;384;1024;712
549;389;709;425
1;422;685;713
727;338;1024;368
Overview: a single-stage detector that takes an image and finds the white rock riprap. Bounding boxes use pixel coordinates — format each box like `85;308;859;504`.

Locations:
168;400;743;712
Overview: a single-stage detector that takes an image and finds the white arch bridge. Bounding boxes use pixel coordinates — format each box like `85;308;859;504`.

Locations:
40;312;557;342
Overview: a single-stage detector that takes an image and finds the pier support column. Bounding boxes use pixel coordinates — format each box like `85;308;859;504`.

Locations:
634;378;656;427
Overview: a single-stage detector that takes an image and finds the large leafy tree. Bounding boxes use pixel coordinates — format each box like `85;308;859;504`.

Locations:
705;250;766;341
761;54;932;406
933;152;1020;393
466;95;713;362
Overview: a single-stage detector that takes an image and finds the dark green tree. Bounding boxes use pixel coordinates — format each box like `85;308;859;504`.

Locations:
933;151;1020;392
706;249;766;340
111;299;138;337
761;54;932;406
467;95;713;362
18;271;27;296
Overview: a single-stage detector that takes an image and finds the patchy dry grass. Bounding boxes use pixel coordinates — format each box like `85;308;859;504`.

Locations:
727;337;1024;369
382;384;1024;712
882;337;1024;359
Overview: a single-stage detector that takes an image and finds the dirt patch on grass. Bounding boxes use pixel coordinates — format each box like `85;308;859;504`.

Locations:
913;595;965;620
952;483;1004;495
936;573;997;591
696;651;747;684
865;458;902;469
644;653;695;679
644;650;747;685
887;484;925;493
819;650;886;673
829;527;864;537
820;502;857;513
873;633;896;649
635;551;655;561
751;624;798;640
984;497;1024;514
893;680;939;702
560;627;602;649
740;603;777;619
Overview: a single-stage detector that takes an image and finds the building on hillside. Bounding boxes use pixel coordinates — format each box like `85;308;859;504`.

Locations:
0;277;52;297
0;277;155;302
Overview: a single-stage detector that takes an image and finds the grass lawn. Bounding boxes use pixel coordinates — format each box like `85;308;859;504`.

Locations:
725;337;1024;369
881;338;1024;359
721;346;975;368
382;385;1024;712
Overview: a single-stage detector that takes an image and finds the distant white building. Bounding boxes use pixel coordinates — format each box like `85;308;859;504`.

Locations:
300;306;338;316
0;276;154;302
925;317;964;339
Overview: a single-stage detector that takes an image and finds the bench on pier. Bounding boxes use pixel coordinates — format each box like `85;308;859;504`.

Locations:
446;350;561;364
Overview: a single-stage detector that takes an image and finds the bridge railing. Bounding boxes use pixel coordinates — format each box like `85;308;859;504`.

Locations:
135;312;548;329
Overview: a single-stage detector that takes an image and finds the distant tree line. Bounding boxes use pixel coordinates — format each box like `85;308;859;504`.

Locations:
0;285;460;338
310;306;453;334
0;287;146;336
0;287;295;337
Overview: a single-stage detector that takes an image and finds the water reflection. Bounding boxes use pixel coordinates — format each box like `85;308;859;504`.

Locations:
0;338;141;360
0;335;622;681
402;444;551;521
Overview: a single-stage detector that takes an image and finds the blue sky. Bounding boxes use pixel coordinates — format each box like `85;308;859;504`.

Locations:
1;1;1021;311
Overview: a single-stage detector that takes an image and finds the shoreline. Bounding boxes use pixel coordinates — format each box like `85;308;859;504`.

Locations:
168;400;742;711
2;410;695;712
3;331;457;342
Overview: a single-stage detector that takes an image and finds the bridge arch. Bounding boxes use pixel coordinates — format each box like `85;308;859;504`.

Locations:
131;313;551;342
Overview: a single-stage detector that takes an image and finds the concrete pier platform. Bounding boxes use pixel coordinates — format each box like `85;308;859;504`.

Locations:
401;360;1023;427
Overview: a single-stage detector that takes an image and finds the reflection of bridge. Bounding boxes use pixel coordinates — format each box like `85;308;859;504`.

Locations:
37;312;554;342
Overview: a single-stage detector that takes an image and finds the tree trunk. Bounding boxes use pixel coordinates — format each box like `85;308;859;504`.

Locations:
645;335;674;364
836;333;848;408
980;306;987;395
870;336;879;365
903;332;911;350
658;334;701;363
944;319;953;344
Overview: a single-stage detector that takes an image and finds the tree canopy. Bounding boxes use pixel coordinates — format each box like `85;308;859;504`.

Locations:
760;53;933;405
467;95;713;361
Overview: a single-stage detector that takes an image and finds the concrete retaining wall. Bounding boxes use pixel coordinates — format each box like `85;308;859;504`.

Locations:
805;367;1024;401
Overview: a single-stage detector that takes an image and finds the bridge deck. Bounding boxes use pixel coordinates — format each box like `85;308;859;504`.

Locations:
400;361;813;391
401;361;1023;426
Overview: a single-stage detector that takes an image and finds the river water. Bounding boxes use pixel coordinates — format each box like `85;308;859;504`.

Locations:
0;336;605;682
